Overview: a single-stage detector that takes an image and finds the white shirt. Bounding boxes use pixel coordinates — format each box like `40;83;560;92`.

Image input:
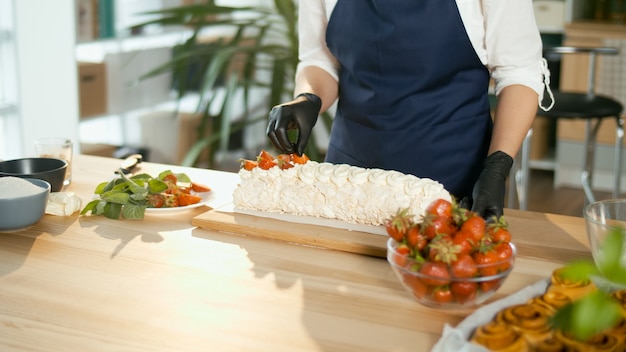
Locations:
297;0;549;98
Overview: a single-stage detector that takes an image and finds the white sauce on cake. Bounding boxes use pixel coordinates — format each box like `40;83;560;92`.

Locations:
232;161;451;226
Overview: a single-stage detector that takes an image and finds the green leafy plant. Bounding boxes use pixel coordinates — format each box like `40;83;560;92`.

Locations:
550;228;626;341
135;0;332;168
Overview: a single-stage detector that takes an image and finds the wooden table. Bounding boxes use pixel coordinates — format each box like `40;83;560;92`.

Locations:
0;155;592;352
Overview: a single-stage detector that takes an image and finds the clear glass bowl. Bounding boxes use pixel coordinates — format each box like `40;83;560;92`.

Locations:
386;238;516;309
583;199;626;291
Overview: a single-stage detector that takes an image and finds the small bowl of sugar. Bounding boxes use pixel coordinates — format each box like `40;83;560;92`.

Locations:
0;176;51;232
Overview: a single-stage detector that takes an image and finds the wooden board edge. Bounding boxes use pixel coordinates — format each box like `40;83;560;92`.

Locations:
192;210;388;258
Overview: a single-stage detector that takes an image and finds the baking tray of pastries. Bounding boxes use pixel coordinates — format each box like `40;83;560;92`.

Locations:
433;268;626;351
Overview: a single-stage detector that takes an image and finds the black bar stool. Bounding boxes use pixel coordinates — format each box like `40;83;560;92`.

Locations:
510;46;624;210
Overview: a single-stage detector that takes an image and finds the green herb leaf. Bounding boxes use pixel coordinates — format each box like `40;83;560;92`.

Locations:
103;202;123;220
101;191;130;205
121;204;146;220
94;181;110;195
148;179;168;194
80;199;101;215
598;229;626;285
175;172;192;183
558;261;600;281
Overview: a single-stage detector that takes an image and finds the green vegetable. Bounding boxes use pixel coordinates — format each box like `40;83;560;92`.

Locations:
550;228;626;341
80;169;193;220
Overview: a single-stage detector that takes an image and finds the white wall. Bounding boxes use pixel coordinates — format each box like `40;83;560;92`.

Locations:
14;0;80;157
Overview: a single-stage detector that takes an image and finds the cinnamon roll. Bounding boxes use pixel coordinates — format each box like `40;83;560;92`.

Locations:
547;268;597;302
470;320;529;352
528;291;572;314
495;303;553;345
611;290;626;317
553;329;622;351
533;336;582;352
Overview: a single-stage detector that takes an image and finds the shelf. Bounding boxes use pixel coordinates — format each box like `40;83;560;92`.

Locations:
75;28;194;61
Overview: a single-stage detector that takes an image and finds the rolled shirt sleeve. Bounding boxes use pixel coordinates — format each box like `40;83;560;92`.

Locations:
459;0;547;98
296;0;340;82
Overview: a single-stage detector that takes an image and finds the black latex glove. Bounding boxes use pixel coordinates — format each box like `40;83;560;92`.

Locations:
471;151;514;221
266;93;322;155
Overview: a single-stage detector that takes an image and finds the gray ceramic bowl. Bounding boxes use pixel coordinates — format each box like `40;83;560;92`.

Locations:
0;178;50;232
0;157;67;192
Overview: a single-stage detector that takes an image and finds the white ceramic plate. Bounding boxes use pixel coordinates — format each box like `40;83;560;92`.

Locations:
144;191;214;215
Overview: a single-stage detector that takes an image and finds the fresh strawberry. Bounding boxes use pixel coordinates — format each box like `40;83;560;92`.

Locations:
486;215;512;243
460;213;486;242
162;173;178;184
452;230;476;255
385;208;413;242
493;242;514;271
425;198;454;221
163;194;179;208
419;262;451;286
406;224;427;251
147;194;165;208
450;253;478;278
427;235;460;264
392;242;412;267
432;286;453;303
450;281;478;303
472;246;499;277
421;214;457;239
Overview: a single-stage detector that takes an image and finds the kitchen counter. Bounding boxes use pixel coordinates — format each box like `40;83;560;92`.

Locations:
0;155;592;351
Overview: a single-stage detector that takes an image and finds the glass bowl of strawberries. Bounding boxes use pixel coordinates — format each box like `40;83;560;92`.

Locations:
385;199;516;309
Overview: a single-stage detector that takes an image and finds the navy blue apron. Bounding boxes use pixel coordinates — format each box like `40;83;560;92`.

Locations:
324;0;492;198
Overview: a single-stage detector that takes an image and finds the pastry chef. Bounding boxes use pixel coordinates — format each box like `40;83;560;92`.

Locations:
266;0;551;220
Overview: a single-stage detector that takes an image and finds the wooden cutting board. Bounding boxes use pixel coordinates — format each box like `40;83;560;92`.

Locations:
191;208;388;258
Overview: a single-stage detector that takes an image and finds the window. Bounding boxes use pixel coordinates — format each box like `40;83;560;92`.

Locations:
0;0;21;159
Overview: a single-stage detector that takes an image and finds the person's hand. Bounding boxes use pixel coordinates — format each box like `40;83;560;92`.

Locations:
266;93;322;155
471;151;514;221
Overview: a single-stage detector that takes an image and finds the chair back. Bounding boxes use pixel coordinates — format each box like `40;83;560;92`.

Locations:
543;46;619;97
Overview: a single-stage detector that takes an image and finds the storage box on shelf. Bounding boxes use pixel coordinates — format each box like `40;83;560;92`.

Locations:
78;61;108;118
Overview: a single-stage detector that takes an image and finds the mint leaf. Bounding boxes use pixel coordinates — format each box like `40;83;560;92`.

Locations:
559;261;600;281
94;181;110;195
148;179;168;193
80;199;101;215
102;191;130;205
103;202;122;219
121;204;146;219
175;172;192;183
158;170;173;180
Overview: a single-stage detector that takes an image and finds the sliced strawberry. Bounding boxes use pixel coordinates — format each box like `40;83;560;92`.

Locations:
241;159;258;170
191;182;211;193
292;153;310;164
